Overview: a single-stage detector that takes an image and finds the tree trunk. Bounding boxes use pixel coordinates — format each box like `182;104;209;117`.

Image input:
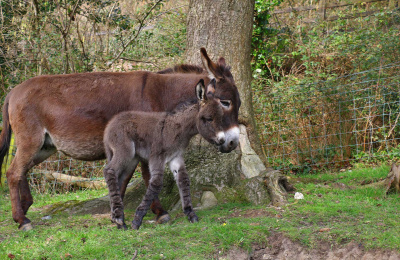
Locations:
364;164;400;194
181;0;290;207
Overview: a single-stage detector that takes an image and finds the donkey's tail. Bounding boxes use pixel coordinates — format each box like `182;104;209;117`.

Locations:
0;95;12;185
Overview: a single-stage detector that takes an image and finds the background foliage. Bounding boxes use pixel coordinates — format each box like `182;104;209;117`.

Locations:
251;0;400;173
0;0;187;101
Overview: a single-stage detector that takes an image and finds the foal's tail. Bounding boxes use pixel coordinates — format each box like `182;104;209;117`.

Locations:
0;95;12;185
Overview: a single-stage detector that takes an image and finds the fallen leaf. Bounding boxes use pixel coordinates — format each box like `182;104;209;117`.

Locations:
65;253;72;258
319;228;330;232
376;204;382;207
7;254;15;259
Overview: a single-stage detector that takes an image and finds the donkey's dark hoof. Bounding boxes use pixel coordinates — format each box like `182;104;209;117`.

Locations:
131;219;142;230
18;222;33;231
112;217;125;226
131;223;140;230
156;213;171;224
117;223;128;230
188;214;199;223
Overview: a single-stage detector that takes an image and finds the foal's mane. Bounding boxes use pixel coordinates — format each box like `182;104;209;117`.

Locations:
157;64;204;75
169;99;198;115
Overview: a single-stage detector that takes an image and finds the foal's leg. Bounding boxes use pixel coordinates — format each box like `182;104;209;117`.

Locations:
141;161;170;224
132;158;165;230
169;157;198;223
104;142;139;230
118;158;139;201
104;162;135;230
104;164;126;230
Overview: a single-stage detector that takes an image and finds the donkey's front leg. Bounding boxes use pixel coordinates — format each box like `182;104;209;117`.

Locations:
132;160;165;230
169;157;198;223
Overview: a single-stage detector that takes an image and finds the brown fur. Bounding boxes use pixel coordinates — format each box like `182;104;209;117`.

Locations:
157;64;205;75
0;48;241;229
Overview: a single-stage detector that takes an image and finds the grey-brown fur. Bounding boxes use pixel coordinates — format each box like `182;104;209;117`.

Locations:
103;79;225;230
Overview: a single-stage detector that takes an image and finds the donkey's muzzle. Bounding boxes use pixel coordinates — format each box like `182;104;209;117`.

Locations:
218;139;239;153
216;132;226;146
218;126;240;153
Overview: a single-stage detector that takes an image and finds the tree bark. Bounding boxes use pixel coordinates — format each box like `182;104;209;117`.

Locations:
182;0;290;206
364;163;400;194
185;0;266;162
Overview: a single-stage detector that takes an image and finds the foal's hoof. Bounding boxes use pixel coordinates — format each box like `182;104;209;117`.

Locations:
188;213;199;223
117;223;128;230
19;222;33;231
156;213;171;224
112;217;125;226
131;223;140;230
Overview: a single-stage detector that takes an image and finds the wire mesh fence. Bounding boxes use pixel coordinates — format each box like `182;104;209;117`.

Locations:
3;62;399;192
28;155;107;194
259;62;400;173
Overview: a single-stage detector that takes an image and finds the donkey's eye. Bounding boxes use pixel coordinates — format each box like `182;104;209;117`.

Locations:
220;100;231;108
202;117;213;122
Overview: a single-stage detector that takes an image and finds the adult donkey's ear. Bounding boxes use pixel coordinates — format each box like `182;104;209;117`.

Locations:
195;79;206;101
200;48;223;81
206;78;216;96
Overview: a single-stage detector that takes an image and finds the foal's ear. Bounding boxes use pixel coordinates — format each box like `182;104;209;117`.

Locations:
195;79;206;101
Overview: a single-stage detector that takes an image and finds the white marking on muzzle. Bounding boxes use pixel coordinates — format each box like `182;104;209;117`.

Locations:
217;131;226;144
220;126;240;152
225;126;240;143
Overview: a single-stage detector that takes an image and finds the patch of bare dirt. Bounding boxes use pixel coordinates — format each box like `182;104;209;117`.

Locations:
221;233;400;260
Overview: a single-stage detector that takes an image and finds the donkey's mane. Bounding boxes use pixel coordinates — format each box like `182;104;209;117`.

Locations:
157;63;233;81
157;64;204;75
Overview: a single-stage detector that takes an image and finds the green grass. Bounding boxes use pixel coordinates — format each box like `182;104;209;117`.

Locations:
1;165;400;259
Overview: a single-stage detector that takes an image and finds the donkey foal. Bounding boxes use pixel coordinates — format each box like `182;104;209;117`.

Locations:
103;79;225;230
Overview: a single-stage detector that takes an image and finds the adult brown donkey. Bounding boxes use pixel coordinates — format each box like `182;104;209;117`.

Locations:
0;48;241;231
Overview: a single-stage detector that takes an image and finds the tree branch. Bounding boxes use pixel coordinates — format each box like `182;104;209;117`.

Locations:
112;0;163;63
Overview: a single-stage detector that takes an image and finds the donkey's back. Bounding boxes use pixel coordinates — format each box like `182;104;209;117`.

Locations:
6;71;199;161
